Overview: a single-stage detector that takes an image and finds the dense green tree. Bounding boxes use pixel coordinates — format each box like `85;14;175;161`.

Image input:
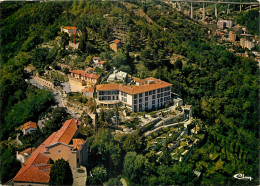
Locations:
123;152;147;184
90;166;108;184
49;158;73;185
0;145;21;184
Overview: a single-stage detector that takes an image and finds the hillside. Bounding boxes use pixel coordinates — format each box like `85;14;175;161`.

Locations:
0;1;258;185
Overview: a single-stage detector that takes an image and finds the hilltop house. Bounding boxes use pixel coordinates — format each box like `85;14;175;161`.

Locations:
13;119;87;186
96;77;172;112
92;57;102;64
96;61;106;68
16;147;36;164
60;26;78;37
110;39;121;52
23;121;37;135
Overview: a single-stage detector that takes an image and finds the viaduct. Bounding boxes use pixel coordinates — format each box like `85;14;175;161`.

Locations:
162;0;259;19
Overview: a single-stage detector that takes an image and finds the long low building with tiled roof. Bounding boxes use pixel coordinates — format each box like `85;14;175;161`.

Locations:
96;77;172;112
69;69;100;86
13;119;87;185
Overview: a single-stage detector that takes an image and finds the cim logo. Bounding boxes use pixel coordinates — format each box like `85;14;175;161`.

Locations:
233;173;253;181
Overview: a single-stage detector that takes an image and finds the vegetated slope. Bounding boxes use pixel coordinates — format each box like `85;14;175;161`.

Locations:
0;1;258;185
122;2;258;184
235;9;259;35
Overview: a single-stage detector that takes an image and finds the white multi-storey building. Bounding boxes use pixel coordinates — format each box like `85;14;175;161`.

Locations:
96;77;172;112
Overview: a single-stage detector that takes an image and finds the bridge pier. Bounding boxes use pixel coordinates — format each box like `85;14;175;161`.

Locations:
202;3;205;20
190;2;193;19
215;4;218;19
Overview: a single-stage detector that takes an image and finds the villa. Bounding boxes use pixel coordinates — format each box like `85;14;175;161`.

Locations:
13;119;87;186
69;70;100;86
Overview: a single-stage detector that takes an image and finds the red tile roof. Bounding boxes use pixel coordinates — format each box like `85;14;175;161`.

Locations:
31;153;50;166
14;165;51;183
63;26;77;30
133;77;145;85
23;122;37;130
97;61;105;65
19;147;36;156
96;78;172;95
112;39;121;44
50;119;81;145
71;70;100;79
72;139;85;150
13;132;56;183
96;84;121;91
86;67;94;71
82;87;94;93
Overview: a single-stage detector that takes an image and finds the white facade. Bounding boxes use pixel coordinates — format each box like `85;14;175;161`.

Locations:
97;90;120;101
16;153;26;163
23;127;37;135
97;86;172;112
174;98;183;106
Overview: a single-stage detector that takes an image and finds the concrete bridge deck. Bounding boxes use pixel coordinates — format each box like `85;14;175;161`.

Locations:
163;0;259;5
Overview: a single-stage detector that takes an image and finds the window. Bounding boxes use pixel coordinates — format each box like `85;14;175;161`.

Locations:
164;92;167;96
139;93;143;97
134;100;137;104
145;102;148;106
149;91;152;95
139;98;142;103
152;100;155;104
157;94;161;98
145;92;148;96
161;93;163;97
157;89;161;93
152;95;155;99
134;94;138;99
139;104;142;108
134;105;137;109
153;90;155;94
145;97;148;101
161;98;163;102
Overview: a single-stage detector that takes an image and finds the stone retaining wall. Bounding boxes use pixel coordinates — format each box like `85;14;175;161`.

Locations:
33;76;54;89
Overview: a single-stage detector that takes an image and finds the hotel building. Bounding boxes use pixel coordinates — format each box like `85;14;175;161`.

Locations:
96;77;172;112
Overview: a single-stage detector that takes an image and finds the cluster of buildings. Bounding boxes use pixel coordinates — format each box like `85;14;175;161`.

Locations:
216;20;258;51
14;119;87;185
